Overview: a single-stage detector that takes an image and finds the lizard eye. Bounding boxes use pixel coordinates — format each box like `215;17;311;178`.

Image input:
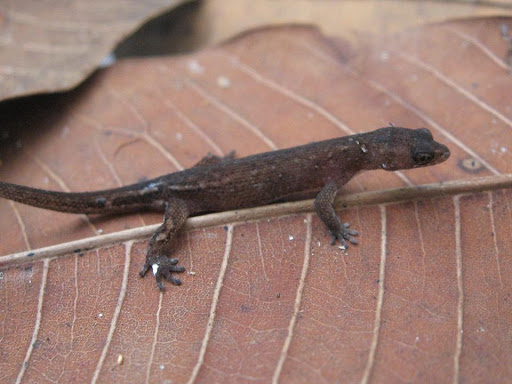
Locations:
416;128;433;140
413;151;434;165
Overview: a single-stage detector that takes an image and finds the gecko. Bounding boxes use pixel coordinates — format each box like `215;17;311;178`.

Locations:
0;127;450;290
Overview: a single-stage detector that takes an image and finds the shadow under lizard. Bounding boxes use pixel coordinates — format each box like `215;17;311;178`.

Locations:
0;127;450;290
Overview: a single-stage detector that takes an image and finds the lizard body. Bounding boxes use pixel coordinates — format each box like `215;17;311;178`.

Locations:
0;127;450;290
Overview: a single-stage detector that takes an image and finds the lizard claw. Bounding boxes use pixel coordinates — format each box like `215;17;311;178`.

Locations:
330;222;359;248
140;255;186;291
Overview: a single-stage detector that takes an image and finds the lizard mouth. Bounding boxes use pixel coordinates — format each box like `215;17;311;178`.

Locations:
435;144;451;164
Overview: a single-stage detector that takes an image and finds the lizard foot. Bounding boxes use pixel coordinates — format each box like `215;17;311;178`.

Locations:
139;256;186;291
329;222;358;248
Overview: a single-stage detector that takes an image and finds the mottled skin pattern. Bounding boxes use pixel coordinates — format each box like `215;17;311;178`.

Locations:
0;127;450;290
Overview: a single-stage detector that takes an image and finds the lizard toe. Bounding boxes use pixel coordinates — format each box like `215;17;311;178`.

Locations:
146;256;187;289
329;233;337;246
164;271;183;286
329;226;359;248
156;256;186;287
156;275;165;291
342;223;358;236
338;235;348;248
139;261;152;277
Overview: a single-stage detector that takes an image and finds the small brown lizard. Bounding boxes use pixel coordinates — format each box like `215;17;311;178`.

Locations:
0;127;450;290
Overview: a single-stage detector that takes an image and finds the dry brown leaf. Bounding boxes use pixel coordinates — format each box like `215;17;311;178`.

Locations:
0;0;190;101
1;18;512;383
199;0;512;49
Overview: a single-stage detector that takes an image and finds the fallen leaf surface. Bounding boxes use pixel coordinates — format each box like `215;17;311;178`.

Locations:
0;0;189;101
1;19;512;383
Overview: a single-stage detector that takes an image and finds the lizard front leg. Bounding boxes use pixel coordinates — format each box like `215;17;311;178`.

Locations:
314;180;358;248
139;198;189;290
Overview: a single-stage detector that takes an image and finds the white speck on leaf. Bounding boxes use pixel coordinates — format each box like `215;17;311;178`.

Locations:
461;158;482;171
217;76;231;88
172;80;184;90
152;264;159;276
188;60;204;74
380;51;390;61
289;235;294;241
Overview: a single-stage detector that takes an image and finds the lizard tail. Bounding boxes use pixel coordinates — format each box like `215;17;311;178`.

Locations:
0;181;146;214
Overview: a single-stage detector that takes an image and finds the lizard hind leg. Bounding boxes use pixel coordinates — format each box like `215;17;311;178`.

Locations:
139;198;189;291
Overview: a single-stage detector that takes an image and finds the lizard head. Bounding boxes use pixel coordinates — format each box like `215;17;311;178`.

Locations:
363;127;450;171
